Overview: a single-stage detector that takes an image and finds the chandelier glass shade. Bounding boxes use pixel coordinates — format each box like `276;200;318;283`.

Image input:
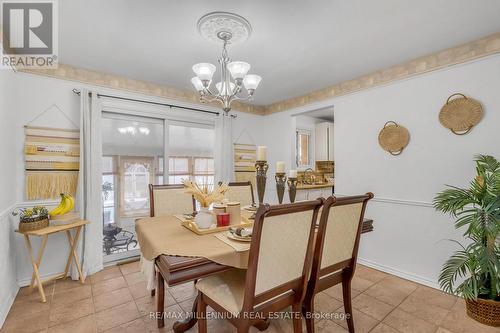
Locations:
191;24;261;113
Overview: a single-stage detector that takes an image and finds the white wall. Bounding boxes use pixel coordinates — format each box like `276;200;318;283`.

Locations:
260;54;500;288
0;70;19;328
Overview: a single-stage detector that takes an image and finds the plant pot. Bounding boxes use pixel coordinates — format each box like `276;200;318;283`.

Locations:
19;217;49;232
194;207;213;229
465;298;500;327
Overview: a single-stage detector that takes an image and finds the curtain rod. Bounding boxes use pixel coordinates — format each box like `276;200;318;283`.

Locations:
71;89;238;118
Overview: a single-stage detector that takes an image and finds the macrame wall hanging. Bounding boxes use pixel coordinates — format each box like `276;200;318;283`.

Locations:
233;143;257;186
24;106;80;200
233;129;257;186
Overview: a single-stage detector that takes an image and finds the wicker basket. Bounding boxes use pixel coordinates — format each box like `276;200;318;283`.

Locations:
439;93;482;135
19;217;49;233
378;121;410;155
465;298;500;327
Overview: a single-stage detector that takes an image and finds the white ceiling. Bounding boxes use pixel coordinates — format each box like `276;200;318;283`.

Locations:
59;0;500;105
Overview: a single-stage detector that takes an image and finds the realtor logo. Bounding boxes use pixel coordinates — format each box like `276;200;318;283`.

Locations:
1;0;58;69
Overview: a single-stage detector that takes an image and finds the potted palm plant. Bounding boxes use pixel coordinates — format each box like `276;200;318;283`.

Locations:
434;155;500;327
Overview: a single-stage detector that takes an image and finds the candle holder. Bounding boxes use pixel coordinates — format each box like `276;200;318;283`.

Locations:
255;160;269;205
275;172;287;204
287;177;298;203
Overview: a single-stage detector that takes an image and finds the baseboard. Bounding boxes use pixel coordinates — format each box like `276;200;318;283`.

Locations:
17;271;70;287
17;262;104;286
0;285;18;329
357;257;440;290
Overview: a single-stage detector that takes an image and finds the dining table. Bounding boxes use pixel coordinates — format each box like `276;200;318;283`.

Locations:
135;211;374;332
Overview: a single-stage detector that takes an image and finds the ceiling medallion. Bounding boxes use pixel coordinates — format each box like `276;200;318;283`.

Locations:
191;12;261;114
197;12;252;45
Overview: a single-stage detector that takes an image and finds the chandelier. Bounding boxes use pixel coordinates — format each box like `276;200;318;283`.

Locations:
117;124;150;136
190;12;262;113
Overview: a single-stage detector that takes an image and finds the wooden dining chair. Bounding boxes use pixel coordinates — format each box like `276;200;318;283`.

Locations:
195;199;324;333
221;181;255;207
149;184;196;217
303;193;373;333
147;184;196;297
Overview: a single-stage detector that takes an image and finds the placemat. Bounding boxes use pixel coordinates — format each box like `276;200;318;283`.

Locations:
214;233;251;252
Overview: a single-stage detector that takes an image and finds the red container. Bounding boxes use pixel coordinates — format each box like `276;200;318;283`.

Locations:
216;213;230;227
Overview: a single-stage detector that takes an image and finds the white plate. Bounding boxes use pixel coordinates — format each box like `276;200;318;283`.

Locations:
226;232;252;242
242;205;258;212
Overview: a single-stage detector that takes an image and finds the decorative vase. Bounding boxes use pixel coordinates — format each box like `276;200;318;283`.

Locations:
194;207;213;229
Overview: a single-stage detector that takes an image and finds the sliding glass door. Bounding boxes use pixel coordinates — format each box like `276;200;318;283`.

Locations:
168;121;215;186
101;111;215;262
101;113;164;262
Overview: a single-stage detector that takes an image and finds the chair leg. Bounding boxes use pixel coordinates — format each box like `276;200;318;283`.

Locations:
253;318;270;331
342;277;355;333
236;322;250;333
292;303;303;333
156;270;164;328
303;295;315;333
197;292;207;333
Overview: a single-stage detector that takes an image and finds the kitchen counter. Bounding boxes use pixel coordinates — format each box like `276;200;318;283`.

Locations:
297;181;334;190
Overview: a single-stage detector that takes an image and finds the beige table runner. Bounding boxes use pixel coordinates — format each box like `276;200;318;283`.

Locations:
135;215;249;269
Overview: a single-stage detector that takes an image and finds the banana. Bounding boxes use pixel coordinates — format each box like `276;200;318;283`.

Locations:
65;195;75;213
49;193;66;217
59;195;72;215
49;193;74;217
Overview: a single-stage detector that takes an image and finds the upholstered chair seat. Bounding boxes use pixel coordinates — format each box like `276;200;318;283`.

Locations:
195;269;246;316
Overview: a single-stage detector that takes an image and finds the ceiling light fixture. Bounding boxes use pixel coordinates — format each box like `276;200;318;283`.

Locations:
191;12;262;114
117;126;150;136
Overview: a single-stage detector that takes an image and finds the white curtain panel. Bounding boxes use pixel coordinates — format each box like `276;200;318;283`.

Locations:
76;89;103;278
215;113;234;183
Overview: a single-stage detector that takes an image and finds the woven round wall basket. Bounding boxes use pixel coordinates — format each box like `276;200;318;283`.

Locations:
466;298;500;327
439;93;483;135
378;121;410;156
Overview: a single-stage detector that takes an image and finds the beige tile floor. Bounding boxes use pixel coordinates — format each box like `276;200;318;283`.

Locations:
1;262;498;333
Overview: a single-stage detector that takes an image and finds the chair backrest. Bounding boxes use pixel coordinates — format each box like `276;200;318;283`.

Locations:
312;193;373;281
149;184;195;217
223;181;255;206
242;199;323;310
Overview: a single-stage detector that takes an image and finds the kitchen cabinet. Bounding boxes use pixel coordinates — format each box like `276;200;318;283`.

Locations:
296;185;333;201
315;122;334;161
